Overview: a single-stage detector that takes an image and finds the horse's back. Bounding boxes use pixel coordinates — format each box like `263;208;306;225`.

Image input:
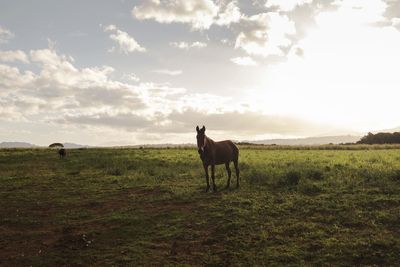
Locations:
214;140;239;164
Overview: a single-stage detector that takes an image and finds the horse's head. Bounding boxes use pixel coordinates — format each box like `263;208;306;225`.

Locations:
196;125;206;155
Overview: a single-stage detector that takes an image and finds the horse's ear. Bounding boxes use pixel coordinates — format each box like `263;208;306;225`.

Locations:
201;125;206;132
196;126;199;132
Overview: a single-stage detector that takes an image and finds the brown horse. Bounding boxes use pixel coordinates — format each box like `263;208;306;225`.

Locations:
196;126;239;192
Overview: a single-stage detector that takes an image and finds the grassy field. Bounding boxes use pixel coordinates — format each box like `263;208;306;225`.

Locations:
1;146;400;266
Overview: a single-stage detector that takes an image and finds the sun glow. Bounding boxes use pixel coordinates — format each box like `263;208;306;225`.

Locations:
258;1;400;132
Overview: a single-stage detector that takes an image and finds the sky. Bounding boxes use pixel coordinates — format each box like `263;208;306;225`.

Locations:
1;0;400;146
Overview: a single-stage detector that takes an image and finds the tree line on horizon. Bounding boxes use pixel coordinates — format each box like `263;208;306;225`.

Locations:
357;132;400;144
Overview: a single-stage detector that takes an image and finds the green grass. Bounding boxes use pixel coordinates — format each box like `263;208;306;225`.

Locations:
1;146;400;266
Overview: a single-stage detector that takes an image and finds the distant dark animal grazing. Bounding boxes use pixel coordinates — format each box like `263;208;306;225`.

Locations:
58;148;66;158
196;125;240;192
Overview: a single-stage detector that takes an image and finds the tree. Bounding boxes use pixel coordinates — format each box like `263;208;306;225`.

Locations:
49;143;64;148
357;132;400;144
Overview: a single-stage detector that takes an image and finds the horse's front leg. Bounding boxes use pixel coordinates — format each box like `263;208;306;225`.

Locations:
211;164;216;192
203;164;210;192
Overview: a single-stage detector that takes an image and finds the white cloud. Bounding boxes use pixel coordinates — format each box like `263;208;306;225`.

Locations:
0;48;147;121
0;26;14;44
170;42;190;49
0;45;327;141
0;64;35;93
122;73;140;82
169;41;207;49
152;69;183;75
235;13;296;57
138;82;187;102
132;0;219;30
104;24;146;54
230;56;258;66
57;112;153;131
191;41;207;48
132;0;243;30
0;50;29;63
391;17;400;28
165;109;329;135
58;108;326;140
0;44;350;144
30;48;115;88
0;48;220;132
220;39;231;45
265;0;313;12
215;1;242;26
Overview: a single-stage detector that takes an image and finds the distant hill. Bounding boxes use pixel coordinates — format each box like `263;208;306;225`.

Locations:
0;134;385;148
0;142;37;148
249;135;362;146
63;143;90;149
0;142;90;148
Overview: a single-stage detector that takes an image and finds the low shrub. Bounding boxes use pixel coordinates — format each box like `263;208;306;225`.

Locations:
285;170;301;186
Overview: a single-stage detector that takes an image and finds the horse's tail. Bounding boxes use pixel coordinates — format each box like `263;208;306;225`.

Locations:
231;141;239;161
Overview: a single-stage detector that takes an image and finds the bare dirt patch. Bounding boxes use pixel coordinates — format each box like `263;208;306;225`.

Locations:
0;186;174;265
82;186;172;216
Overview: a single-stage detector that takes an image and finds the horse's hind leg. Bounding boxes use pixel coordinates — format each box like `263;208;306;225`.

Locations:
233;160;240;188
225;162;231;189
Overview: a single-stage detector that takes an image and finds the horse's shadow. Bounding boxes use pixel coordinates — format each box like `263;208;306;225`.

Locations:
197;185;240;193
